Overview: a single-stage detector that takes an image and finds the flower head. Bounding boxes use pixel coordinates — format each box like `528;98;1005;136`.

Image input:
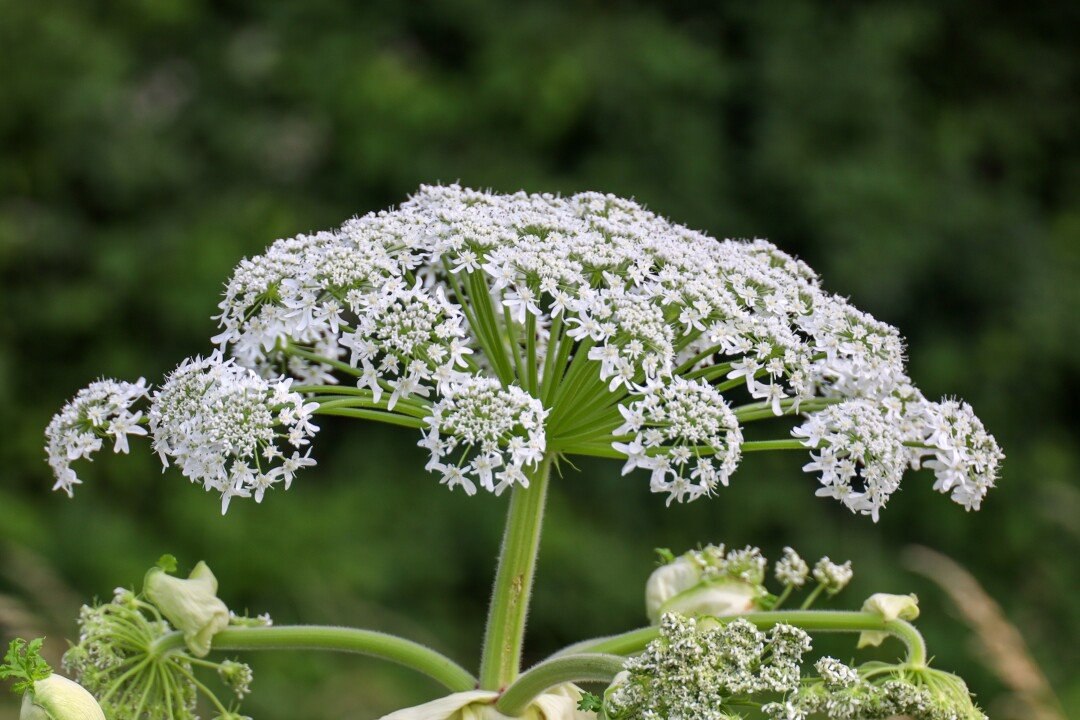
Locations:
63;578;255;720
45;379;149;497
764;658;987;720
812;557;854;595
614;378;742;504
48;185;1002;519
149;352;319;512
917;399;1004;510
605;613;811;719
774;547;810;588
794;399;908;521
422;377;548;494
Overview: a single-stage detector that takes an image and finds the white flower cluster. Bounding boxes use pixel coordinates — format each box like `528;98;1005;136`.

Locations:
794;388;1004;517
45;379;150;497
812;557;854;594
794;400;908;520
48;185;1002;514
919;399;1004;510
420;377;548;495
763;658;988;720
149;353;319;513
774;547;810;588
606;613;811;719
614;378;743;503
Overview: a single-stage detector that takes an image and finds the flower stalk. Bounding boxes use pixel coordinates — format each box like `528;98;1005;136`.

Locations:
149;625;476;692
556;610;928;668
495;654;625;716
479;455;554;689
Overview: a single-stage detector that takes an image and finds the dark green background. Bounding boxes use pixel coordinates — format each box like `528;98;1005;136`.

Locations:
1;1;1077;718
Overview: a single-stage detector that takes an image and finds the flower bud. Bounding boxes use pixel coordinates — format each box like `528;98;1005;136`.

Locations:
144;561;230;657
858;593;920;648
21;674;106;720
377;685;592;719
645;550;760;623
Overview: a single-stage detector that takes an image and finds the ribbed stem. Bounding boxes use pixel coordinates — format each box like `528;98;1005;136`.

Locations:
495;654;625;715
555;610;928;668
149;625;476;692
478;456;554;689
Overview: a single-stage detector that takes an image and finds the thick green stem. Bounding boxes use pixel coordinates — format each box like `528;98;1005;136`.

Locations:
555;610;928;668
479;456;554;689
149;625;476;692
495;654;625;715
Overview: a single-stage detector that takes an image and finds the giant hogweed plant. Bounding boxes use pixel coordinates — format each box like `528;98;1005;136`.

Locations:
10;187;1003;719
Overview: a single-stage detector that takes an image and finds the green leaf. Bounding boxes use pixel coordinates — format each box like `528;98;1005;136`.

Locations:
577;691;604;712
157;554;178;573
0;637;52;695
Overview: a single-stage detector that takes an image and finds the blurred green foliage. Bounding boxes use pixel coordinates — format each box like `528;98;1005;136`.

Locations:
1;1;1077;718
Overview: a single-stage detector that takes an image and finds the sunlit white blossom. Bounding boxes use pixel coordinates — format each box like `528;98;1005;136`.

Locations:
48;185;1002;516
422;377;548;495
45;379;150;497
149;352;319;513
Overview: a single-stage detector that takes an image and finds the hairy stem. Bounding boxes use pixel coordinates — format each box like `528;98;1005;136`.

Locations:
495;654;625;715
149;625;476;692
555;610;928;668
479;456;554;689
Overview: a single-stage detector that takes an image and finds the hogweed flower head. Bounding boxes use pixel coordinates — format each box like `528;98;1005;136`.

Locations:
45;379;149;497
46;186;1002;518
764;658;987;720
63;574;257;720
605;613;811;719
812;557;854;595
149;352;320;513
774;547;810;588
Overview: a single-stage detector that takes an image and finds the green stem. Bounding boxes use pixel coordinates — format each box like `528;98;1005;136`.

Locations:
479;456;554;689
495;654;625;715
800;583;826;609
556;611;927;668
733;397;842;422
149;626;476;692
313;406;426;429
742;439;806;452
